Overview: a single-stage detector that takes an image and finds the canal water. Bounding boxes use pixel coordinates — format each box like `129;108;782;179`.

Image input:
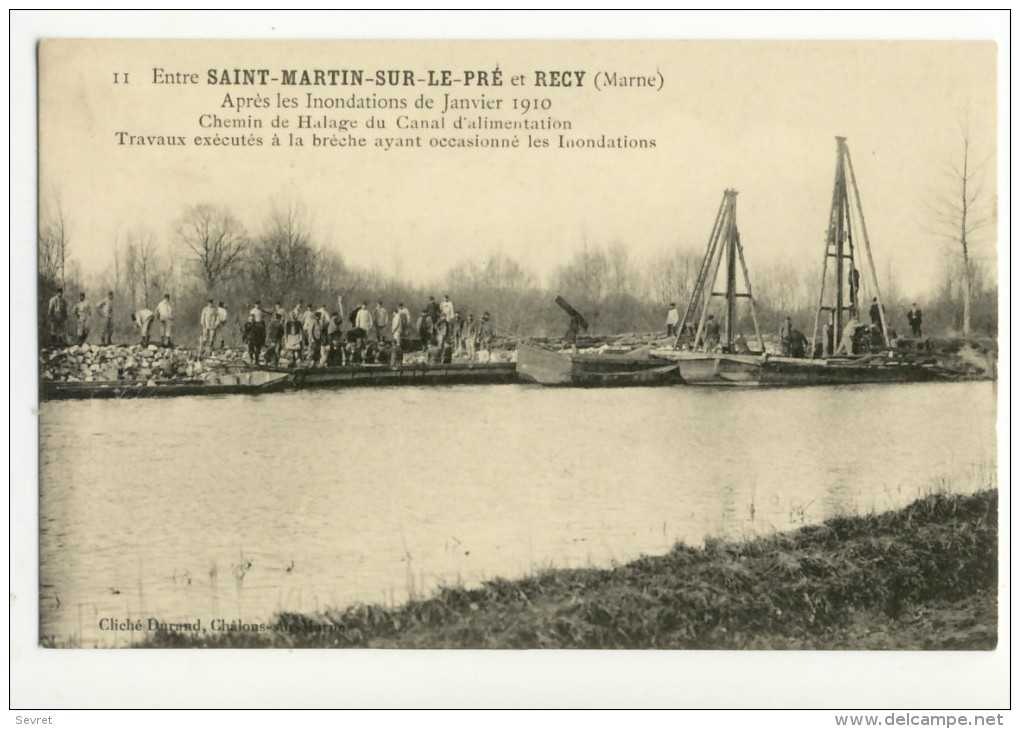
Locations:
39;380;997;646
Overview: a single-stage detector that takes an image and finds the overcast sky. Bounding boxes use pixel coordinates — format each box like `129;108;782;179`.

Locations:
36;24;999;304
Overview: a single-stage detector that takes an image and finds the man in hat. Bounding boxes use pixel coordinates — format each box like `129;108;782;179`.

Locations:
73;292;92;345
265;312;285;366
355;301;373;343
869;297;884;328
461;313;477;360
155;293;174;347
307;310;323;365
283;311;303;367
779;316;793;356
703;315;721;351
478;311;493;352
907;303;923;338
95;291;115;345
397;302;411;339
836;315;862;356
788;327;809;359
47;287;68;346
666;303;680;337
426;295;440;325
215;301;228;348
417;308;434;351
372;300;389;343
440;294;455;326
199;298;218;356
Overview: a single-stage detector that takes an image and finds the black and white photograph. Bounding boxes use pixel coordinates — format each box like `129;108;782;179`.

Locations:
12;11;1009;712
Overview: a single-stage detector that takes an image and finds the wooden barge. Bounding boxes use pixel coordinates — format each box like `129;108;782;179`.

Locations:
516;342;679;387
41;361;520;400
649;350;940;387
278;361;519;389
40;371;292;401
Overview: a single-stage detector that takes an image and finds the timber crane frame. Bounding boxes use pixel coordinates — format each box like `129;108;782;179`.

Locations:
811;137;891;356
673;189;765;353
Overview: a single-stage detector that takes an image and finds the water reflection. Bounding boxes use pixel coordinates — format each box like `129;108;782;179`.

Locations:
39;381;997;646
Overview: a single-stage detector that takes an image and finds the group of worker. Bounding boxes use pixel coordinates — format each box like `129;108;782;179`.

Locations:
46;288;180;348
414;295;495;365
228;293;496;368
663;297;924;358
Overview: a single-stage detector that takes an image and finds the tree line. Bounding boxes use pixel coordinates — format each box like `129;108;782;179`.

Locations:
39;137;997;350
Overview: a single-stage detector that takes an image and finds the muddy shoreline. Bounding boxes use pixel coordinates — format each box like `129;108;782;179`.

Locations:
137;489;998;650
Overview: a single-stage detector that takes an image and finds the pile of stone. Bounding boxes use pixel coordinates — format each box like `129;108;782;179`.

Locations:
39;344;248;383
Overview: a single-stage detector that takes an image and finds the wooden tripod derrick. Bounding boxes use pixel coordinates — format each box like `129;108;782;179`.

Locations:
810;137;890;356
673;189;764;353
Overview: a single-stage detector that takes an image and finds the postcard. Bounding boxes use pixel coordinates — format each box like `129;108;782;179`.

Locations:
15;18;1008;710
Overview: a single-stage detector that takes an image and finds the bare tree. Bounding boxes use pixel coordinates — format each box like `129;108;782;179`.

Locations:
124;227;159;308
176;205;247;292
605;240;630;297
644;249;702;309
928;127;996;337
249;201;319;299
38;191;70;287
556;243;609;303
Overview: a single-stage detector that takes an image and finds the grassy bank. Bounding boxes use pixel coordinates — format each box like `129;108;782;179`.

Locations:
140;490;997;649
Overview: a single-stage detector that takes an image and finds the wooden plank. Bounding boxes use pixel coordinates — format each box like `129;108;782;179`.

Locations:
554;296;589;331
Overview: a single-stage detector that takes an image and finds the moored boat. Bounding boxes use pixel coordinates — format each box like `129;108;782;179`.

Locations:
273;361;519;389
650;350;940;387
516;341;677;387
41;370;292;401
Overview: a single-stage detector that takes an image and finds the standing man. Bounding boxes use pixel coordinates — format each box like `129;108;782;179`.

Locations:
95;291;115;345
73;292;92;345
848;268;861;315
283;312;303;367
788;328;808;359
703;315;721;352
823;311;835;357
435;315;449;350
248;314;267;366
215;301;228;349
265;312;285;366
478;311;493;353
355;301;373;344
308;311;323;366
779;316;793;356
327;311;345;366
301;304;316;350
565;313;581;353
907;303;923;338
426;295;441;326
462;313;477;360
372;300;389;343
868;297;883;327
390;307;403;346
316;302;331;330
155;293;174;347
133;306;155;346
666;303;679;337
47;287;68;347
390;308;404;367
417;308;434;351
440;294;455;329
250;300;270;323
398;302;411;340
200;298;218;356
836;315;861;355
